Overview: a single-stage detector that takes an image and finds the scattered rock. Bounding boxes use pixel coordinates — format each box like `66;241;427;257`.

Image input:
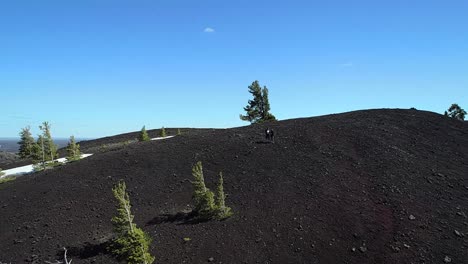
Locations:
454;230;464;237
208;257;214;262
444;256;452;263
409;215;416;220
359;246;367;253
456;211;467;218
351;247;356;252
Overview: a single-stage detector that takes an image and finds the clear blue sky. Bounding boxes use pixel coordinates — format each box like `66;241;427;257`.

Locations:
1;0;467;138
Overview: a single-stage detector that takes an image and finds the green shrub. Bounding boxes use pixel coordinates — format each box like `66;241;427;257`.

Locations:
66;135;81;161
139;126;150;142
110;180;154;264
215;172;233;220
160;127;167;137
0;175;16;184
191;162;233;220
191;162;216;219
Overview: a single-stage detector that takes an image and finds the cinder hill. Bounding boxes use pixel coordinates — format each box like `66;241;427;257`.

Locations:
0;109;467;264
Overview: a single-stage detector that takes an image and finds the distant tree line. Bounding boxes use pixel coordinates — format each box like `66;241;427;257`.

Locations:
17;122;81;169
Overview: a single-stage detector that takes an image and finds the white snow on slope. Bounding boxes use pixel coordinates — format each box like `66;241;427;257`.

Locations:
1;154;93;177
150;136;175;141
1;135;176;178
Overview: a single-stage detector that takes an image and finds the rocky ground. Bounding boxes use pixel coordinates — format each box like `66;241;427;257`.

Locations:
0;109;467;263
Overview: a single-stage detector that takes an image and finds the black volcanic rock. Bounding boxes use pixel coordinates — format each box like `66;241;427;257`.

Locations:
0;109;467;263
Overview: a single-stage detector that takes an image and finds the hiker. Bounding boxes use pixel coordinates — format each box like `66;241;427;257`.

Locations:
265;128;275;142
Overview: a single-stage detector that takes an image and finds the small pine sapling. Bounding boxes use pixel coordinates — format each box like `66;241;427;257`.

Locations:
66;135;81;161
215;172;233;219
191;161;216;219
111;180;154;264
160;127;167;137
139;126;150;142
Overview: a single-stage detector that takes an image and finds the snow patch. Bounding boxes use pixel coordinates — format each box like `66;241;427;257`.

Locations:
1;154;93;177
150;136;175;141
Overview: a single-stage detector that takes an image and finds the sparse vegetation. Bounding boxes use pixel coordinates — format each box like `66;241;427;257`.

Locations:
191;162;233;220
110;180;154;264
94;140;136;153
160;127;167;137
66;135;81;161
444;103;466;121
139;126;150;142
18;126;35;159
215;172;233;219
0;168;4;177
191;161;216;219
39;121;58;161
240;80;276;124
0;175;16;184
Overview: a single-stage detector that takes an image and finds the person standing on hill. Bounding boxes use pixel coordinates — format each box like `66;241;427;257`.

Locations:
265;128;275;143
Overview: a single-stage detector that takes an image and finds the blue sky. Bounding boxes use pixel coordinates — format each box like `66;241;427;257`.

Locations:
1;0;467;138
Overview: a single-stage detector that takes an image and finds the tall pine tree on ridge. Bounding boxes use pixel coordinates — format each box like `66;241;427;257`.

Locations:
240;80;276;123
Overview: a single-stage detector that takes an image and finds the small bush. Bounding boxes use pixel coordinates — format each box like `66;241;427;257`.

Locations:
215;172;233;220
66;135;81;161
191;162;233;220
110;180;154;264
160;127;167;137
192;162;216;219
177;128;181;136
33;161;62;172
95;140;136;153
139;126;150;142
0;175;16;184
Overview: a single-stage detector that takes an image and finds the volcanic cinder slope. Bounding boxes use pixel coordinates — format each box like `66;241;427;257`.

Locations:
0;109;467;264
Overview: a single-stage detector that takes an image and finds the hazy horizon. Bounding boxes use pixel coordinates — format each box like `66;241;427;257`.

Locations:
0;137;92;153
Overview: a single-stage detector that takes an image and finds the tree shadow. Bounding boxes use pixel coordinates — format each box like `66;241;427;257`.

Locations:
61;241;111;260
255;140;274;144
146;211;210;225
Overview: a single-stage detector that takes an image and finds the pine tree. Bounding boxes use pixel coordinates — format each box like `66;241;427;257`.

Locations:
445;103;466;121
215;172;232;219
66;136;81;161
138;126;150;142
34;135;46;167
191;161;215;219
111;180;155;264
240;80;276;123
18;126;36;159
39;122;58;161
177;128;181;136
160;127;167;137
